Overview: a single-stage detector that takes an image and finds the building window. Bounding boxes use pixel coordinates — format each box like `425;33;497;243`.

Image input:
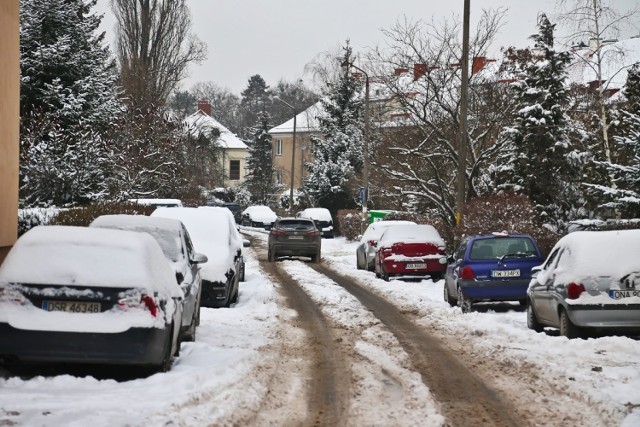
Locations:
229;160;240;180
275;171;283;184
275;139;283;155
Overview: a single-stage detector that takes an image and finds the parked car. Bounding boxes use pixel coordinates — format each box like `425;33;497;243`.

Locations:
297;208;334;238
268;217;321;263
374;224;446;282
356;220;416;271
90;215;207;342
207;201;242;224
527;230;640;338
443;233;544;313
241;205;277;229
0;226;183;373
153;207;243;308
129;198;183;208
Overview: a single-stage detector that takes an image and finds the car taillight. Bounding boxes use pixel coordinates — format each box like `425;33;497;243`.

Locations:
460;266;475;280
118;294;159;317
270;229;286;236
306;229;320;237
0;287;28;305
368;240;376;247
567;282;585;300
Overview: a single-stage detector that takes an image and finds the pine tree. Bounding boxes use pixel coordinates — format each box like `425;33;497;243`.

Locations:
240;75;270;138
245;112;278;205
304;42;364;216
19;0;123;207
493;14;584;231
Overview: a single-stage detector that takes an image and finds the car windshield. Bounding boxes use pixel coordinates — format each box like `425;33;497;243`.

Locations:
469;237;537;260
277;220;315;231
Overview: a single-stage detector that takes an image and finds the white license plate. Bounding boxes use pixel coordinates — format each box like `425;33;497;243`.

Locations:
288;235;303;240
609;290;640;299
43;300;101;313
492;269;520;278
406;263;426;269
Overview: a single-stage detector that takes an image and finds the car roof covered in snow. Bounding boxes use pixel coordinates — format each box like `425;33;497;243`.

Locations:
0;225;180;297
242;205;277;222
299;208;333;221
378;224;445;247
361;220;417;242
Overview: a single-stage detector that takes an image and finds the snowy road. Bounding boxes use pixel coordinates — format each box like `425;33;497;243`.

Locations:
1;230;639;426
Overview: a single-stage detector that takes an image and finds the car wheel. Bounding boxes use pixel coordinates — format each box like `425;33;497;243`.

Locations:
230;280;239;304
430;272;443;282
356;252;363;270
158;324;175;373
239;262;246;282
526;301;543;333
443;284;456;307
313;251;321;264
268;248;275;262
457;287;473;313
184;311;198;342
559;309;581;339
382;269;390;282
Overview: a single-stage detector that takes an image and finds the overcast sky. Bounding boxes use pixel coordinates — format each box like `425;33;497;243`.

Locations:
95;0;639;95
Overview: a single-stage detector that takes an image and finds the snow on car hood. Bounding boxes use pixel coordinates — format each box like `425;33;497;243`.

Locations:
153;207;238;283
0;226;180;298
378;224;445;248
361;220;417;242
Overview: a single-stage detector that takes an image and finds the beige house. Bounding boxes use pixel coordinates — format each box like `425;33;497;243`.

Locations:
184;101;249;189
0;1;19;265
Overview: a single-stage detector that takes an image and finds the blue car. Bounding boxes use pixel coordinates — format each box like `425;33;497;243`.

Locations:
443;233;544;313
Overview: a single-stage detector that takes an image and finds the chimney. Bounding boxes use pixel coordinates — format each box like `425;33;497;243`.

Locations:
394;67;409;76
197;99;212;116
472;56;487;75
413;63;428;81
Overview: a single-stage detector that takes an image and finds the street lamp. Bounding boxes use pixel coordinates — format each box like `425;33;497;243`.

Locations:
274;97;297;212
342;60;370;232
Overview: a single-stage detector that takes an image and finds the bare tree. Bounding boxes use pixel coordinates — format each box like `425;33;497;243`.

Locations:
111;0;207;109
366;10;510;229
190;82;241;132
556;0;640;174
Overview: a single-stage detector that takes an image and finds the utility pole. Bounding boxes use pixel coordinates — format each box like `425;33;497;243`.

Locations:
456;0;471;240
275;97;297;212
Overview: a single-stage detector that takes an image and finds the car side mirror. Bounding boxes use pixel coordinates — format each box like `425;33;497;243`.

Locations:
175;271;184;284
243;239;251;248
438;256;448;265
191;252;208;264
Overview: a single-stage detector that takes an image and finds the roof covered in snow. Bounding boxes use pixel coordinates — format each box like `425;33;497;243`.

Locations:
268;101;324;134
184;111;248;149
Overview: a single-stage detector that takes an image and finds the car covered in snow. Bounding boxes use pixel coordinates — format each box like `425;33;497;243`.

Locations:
356;220;416;271
374;224;446;282
241;205;277;230
0;226;183;372
129;198;183;208
443;233;544;313
296;208;334;238
90;215;208;342
527;230;640;338
153;207;243;308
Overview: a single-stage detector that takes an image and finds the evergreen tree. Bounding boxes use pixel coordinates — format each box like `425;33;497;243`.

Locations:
304;42;364;216
244;112;278;205
240;75;270;138
597;64;640;216
493;14;584;231
19;0;123;207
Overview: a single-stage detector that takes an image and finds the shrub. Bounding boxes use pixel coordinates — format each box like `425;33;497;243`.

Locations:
49;201;154;227
337;209;363;240
458;192;558;256
18;207;60;236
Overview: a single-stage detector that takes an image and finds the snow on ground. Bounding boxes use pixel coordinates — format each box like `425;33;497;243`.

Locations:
0;232;639;426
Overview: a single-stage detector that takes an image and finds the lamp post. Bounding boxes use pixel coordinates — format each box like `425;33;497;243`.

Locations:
342;61;370;232
275;97;297;212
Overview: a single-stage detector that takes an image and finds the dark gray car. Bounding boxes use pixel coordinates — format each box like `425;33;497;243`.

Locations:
268;218;321;263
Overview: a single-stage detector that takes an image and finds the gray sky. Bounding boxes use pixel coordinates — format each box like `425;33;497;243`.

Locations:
95;0;639;95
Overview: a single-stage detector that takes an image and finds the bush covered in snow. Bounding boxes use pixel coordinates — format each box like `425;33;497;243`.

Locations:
18;208;60;236
50;202;154;227
458;192;558;256
337;209;363;240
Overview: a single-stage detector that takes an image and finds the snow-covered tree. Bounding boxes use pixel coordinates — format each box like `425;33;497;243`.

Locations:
493;14;585;231
19;0;123;207
240;75;270;138
304;43;364;215
245;112;278;205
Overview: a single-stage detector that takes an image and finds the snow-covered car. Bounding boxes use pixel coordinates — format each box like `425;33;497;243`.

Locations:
374;224;447;282
268;217;321;263
444;233;544;313
90;215;208;342
356;220;416;271
241;205;277;230
527;230;640;338
0;226;183;372
129;198;183;208
207;201;242;224
296;208;334;238
153;207;242;308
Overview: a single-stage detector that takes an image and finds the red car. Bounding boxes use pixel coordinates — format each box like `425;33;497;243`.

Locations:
374;224;446;282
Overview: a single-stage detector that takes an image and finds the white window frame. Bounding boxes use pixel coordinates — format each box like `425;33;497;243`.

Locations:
275;139;283;156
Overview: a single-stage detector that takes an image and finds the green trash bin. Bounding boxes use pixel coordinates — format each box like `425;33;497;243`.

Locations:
368;210;399;223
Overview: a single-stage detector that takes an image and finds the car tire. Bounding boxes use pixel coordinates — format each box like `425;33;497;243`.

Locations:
382;269;390;282
457;286;473;313
268;248;275;262
313;251;321;264
356;253;363;270
239;262;246;282
444;284;456;307
158;324;175;373
431;272;443;282
526;301;543;333
560;309;581;339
